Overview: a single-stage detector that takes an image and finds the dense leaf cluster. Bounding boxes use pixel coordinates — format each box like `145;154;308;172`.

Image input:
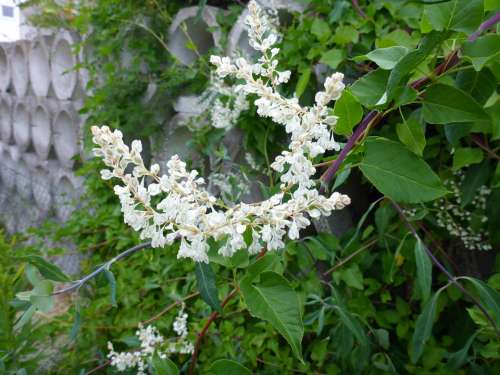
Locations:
1;0;499;374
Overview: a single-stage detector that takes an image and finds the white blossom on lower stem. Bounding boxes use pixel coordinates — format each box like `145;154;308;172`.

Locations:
108;307;193;373
92;0;350;263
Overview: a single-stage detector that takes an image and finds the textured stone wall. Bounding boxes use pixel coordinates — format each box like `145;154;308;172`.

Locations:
0;31;86;236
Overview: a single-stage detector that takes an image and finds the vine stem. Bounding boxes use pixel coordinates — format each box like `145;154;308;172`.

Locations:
391;201;499;337
472;135;500;161
351;0;368;19
188;248;267;375
53;241;152;296
188;288;239;375
468;12;500;42
320;11;500;189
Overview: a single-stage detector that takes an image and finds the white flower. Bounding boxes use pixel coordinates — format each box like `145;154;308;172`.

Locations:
92;1;350;263
108;307;194;373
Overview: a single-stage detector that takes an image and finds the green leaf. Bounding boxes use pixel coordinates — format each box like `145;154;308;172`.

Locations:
14;305;36;330
489;104;500;140
444;123;472;146
485;0;500;11
337;264;364;290
25;279;54;313
461;277;500;325
423;84;491;125
396;116;426;156
311;18;331;43
334;305;367;346
103;268;117;307
244;252;281;282
195;262;222;313
359;137;447;203
386;31;447;102
18;255;70;282
207;359;252;375
332;90;363;135
446;332;479;369
455;68;496;105
240;271;303;360
452;148;483;170
362;46;409;70
423;0;483;34
462;35;500;72
152;353;179;375
332;25;359;45
332;166;351;190
374;329;390;350
460;161;490;206
295;67;311;98
414;239;432;303
411;289;444;363
319;49;345;69
350;69;390;108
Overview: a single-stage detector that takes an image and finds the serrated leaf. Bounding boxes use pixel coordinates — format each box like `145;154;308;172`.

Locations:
333;90;363;136
411;289;444;363
359;137;447;203
18;255;70;282
423;84;490;125
414;239;432;303
207;359;252;375
396;116;426;156
195;262;221;313
240;271;303;360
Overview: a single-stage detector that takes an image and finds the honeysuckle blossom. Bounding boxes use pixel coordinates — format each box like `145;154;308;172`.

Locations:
92;0;350;262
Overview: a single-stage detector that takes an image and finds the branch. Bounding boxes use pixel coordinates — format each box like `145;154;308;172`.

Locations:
188;248;267;375
53;242;152;296
468;12;500;42
323;238;378;275
351;0;368;19
472;135;500;161
320;13;500;189
188;288;239;375
391;201;499;337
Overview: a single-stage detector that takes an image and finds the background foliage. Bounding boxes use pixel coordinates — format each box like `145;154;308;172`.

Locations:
1;0;499;374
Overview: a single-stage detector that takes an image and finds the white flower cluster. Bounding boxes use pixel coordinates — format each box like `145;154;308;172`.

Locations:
187;74;249;130
432;172;491;251
108;307;193;374
92;0;350;262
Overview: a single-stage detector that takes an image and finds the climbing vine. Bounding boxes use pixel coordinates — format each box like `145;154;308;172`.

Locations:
1;1;500;374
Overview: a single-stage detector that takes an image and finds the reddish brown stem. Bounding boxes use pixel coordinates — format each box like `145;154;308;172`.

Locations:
188;250;267;374
351;0;368;19
472;135;500;161
188;288;239;375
